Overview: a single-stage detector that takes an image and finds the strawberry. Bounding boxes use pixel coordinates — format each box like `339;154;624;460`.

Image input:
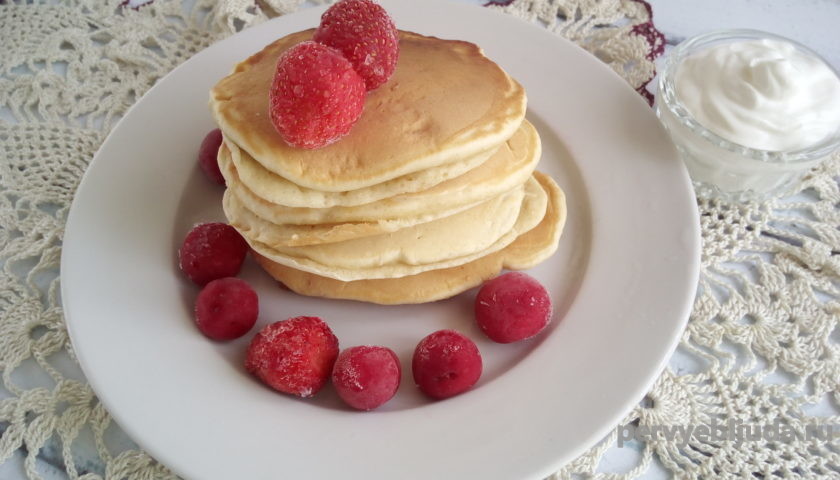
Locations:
269;41;366;149
314;0;399;90
332;346;401;410
475;272;553;343
194;277;258;341
178;223;248;286
245;316;339;397
412;330;482;400
197;128;225;185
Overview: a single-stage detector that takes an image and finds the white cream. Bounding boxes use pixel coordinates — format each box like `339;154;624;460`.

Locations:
674;39;840;151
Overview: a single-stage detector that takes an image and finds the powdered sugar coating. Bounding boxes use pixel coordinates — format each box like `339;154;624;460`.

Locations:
313;0;399;91
412;330;482;400
475;272;552;343
245;316;339;397
332;345;401;411
268;41;366;149
178;223;248;286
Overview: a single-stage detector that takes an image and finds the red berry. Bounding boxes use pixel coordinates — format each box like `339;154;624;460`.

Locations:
178;223;248;286
245;317;339;397
269;41;366;149
314;0;399;90
412;330;482;400
332;346;401;411
475;272;553;343
198;128;225;185
194;277;258;340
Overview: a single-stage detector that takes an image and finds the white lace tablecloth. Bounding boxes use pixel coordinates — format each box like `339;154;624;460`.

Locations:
1;0;838;478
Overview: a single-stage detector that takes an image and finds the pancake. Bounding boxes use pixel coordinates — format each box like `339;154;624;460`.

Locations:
223;187;484;247
252;172;566;304
210;30;527;192
220;120;541;225
246;176;548;281
256;184;525;269
235;184;524;269
226;135;494;208
218;143;492;246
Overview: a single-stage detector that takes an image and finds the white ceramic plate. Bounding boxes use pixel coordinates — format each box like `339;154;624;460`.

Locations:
62;2;700;479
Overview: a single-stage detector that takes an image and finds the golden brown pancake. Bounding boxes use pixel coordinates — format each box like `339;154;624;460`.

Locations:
210;30;526;192
245;177;547;281
252;172;566;304
223;187;484;247
218;142;494;246
219;120;541;226
225;136;494;208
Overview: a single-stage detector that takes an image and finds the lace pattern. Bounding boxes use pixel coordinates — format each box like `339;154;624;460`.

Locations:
1;1;837;478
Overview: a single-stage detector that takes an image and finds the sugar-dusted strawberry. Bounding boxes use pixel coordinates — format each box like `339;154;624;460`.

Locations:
178;223;248;286
269;41;366;149
412;330;482;400
194;277;258;341
197;128;225;185
245;316;339;397
332;346;401;411
314;0;399;90
475;272;553;343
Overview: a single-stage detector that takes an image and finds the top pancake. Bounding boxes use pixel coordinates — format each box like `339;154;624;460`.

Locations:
210;30;526;192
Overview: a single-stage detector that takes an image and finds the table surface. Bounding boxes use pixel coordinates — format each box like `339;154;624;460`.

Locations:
1;0;838;478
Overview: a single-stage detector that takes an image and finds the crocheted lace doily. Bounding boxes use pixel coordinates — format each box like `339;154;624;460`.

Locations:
1;1;837;478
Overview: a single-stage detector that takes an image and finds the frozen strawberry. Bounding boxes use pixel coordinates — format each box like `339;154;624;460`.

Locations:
269;41;365;149
314;0;399;90
475;272;552;343
194;277;258;340
332;346;401;411
412;330;482;400
178;223;248;286
198;128;225;185
245;316;339;398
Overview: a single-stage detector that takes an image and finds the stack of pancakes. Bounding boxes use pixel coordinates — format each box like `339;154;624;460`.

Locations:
209;30;567;304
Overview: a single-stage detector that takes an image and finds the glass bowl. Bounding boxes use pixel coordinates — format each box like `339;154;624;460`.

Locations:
654;29;840;202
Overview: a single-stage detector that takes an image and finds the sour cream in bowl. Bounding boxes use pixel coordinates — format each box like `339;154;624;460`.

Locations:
655;30;840;201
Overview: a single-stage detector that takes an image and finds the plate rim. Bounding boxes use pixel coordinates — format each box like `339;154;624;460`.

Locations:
61;2;700;479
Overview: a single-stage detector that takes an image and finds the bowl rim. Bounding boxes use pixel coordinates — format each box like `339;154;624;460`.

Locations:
657;28;840;165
